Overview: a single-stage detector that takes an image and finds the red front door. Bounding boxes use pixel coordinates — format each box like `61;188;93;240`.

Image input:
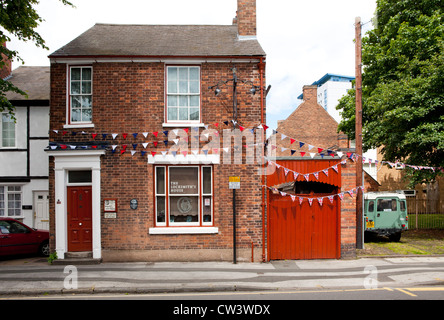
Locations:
67;186;92;252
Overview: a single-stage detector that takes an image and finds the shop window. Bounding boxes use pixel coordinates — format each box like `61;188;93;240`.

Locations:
155;165;212;227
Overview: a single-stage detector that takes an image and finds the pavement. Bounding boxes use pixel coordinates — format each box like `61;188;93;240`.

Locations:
1;255;444;297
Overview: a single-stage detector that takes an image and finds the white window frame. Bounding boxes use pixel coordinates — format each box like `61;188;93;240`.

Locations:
154;165;213;228
165;66;201;124
155;166;167;227
1;113;16;148
0;186;22;218
68;66;93;125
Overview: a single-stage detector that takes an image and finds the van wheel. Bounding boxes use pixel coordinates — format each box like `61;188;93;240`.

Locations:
389;232;401;242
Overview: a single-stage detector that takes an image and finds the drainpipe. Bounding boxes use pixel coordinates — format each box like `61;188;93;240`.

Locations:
258;57;266;262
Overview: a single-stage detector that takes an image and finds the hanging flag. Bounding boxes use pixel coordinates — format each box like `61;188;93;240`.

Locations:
308;198;314;206
290;138;296;144
300;152;306;157
151;151;157;157
142;132;149;138
122;133;128;139
299;142;305;148
132;133;138;139
318;197;324;206
152;131;158;137
92;133;97;139
328;195;334;204
112;133;118;140
298;197;304;205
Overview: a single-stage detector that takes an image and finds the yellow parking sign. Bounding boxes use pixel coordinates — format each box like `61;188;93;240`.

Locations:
229;176;240;189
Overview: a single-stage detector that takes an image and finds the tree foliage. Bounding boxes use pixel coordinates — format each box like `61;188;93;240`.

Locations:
0;0;74;117
337;0;444;186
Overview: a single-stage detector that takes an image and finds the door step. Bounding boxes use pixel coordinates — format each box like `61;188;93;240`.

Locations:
52;251;102;265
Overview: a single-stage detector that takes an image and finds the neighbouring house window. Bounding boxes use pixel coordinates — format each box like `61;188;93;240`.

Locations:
0;186;22;217
155;165;212;226
1;113;15;148
69;66;92;123
166;66;200;123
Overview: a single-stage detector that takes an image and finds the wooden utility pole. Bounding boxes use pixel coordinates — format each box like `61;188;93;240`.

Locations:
355;17;364;249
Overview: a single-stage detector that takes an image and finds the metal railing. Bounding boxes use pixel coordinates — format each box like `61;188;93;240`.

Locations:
406;199;444;229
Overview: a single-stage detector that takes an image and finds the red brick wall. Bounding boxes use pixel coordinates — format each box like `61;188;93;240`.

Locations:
340;159;357;258
49;61;266;261
236;0;257;37
0;43;11;79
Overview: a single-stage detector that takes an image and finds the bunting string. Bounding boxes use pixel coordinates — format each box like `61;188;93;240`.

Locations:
49;119;443;173
265;185;365;206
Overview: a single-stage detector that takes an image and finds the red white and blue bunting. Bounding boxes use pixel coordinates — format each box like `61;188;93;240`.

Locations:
49;120;443;173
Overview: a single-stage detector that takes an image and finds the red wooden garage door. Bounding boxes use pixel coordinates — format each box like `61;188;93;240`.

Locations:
269;192;340;260
267;160;341;260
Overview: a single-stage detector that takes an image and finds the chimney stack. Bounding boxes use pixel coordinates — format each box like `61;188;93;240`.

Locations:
0;42;12;79
236;0;257;40
302;85;318;103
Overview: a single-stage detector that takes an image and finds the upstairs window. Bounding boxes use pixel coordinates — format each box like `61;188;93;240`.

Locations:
1;113;15;148
166;66;200;123
69;66;92;124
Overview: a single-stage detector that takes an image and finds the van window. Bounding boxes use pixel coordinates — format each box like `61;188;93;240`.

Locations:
368;201;374;212
400;200;406;212
377;199;397;212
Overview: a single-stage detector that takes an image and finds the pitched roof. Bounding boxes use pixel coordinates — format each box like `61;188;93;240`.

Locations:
49;24;266;58
5;66;50;101
275;86;340;155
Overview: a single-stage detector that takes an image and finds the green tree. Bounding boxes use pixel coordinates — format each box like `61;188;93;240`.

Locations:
337;0;444;187
0;0;74;118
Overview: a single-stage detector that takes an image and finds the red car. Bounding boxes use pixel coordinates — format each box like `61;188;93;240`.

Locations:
0;217;50;257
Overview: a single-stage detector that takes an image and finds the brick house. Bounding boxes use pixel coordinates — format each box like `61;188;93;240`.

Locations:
47;0;267;262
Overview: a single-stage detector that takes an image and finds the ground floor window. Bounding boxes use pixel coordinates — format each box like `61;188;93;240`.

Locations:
155;165;213;227
0;186;22;217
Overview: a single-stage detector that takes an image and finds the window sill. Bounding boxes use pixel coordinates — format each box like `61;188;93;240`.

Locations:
162;123;205;128
63;123;95;129
149;227;218;235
